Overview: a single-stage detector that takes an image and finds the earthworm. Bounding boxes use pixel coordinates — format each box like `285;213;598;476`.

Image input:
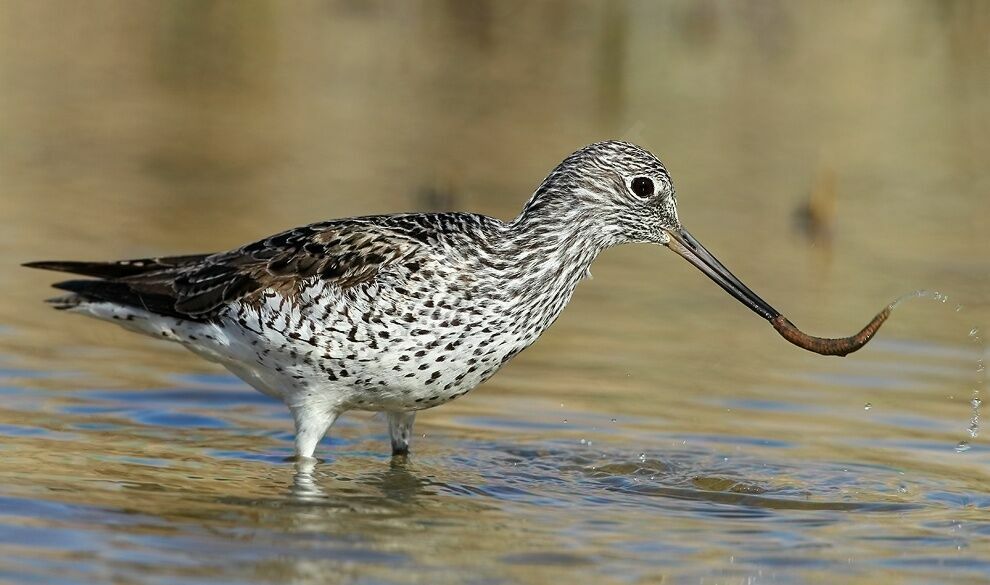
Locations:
770;304;893;357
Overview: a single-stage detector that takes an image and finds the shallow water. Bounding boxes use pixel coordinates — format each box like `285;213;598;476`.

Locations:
2;1;989;584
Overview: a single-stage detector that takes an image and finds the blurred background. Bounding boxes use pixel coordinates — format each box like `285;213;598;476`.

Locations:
1;2;989;584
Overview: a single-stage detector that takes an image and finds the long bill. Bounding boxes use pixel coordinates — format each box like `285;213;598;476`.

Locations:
665;227;781;321
664;227;892;357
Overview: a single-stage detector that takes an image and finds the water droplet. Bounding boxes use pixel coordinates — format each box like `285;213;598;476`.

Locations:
967;390;981;438
955;304;964;312
890;289;927;309
579;438;587;445
562;419;568;424
955;441;971;453
864;402;872;411
897;485;908;494
610;418;617;423
970;327;981;338
638;452;647;462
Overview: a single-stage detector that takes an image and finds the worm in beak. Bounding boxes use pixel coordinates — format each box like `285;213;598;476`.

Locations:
665;227;892;357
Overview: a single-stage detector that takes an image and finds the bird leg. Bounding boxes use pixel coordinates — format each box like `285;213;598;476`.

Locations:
387;411;417;456
289;402;340;460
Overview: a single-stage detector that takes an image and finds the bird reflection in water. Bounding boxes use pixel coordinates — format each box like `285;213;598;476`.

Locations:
289;456;429;505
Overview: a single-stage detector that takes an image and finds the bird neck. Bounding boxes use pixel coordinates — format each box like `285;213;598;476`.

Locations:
494;190;618;326
507;181;623;254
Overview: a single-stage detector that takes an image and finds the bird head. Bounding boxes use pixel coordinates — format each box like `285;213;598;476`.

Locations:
523;140;781;321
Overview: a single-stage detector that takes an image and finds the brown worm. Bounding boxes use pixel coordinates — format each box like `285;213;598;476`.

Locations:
770;305;893;357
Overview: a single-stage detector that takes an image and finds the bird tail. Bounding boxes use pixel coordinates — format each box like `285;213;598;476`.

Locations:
23;255;208;279
23;254;210;319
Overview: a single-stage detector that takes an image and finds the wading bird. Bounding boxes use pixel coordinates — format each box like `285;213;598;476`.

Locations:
26;141;889;460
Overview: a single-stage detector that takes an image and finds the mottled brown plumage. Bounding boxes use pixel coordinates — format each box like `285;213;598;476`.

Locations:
30;219;428;319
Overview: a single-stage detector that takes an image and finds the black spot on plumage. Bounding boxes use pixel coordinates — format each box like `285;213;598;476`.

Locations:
321;264;346;279
266;231;295;248
303;242;326;255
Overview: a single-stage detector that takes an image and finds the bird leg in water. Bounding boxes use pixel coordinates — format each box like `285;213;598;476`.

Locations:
770;304;893;357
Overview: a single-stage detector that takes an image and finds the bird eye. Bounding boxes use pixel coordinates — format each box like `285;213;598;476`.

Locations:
630;177;654;197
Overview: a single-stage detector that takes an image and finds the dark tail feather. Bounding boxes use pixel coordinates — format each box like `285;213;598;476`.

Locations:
23;255;209;279
44;294;85;310
50;280;187;319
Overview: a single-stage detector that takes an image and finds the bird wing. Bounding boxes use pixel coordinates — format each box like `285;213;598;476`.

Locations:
31;220;425;320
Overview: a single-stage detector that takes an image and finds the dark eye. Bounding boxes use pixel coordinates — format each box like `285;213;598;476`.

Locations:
631;177;654;197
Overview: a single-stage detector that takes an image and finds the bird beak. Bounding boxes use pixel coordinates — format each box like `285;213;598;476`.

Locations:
665;227;781;321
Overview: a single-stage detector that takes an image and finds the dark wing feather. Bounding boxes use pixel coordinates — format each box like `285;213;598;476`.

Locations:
23;255;209;279
30;221;424;320
50;279;191;318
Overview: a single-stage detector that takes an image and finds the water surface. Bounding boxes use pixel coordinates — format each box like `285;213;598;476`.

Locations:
1;1;989;583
